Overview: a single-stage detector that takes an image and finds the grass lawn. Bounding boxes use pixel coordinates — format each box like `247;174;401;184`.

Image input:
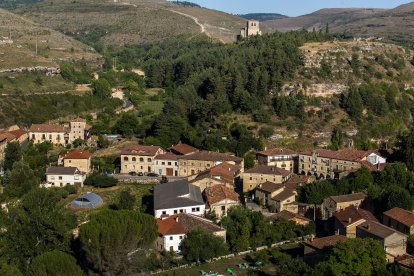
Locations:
64;183;155;221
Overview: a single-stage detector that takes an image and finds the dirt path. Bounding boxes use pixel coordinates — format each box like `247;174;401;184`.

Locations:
169;10;206;34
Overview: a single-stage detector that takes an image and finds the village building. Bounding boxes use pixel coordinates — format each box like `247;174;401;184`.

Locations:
333;205;378;238
356;221;408;261
383;207;414;236
303;235;349;265
239;20;262;39
188;162;241;191
322;192;366;219
156;213;226;252
204;185;240;218
29;118;92;145
266;210;312;226
154;153;179;177
168;143;199;156
255;181;284;206
59;150;92;174
0;125;28;171
256;148;297;172
44;166;86;188
177;151;243;177
120;145;165;174
269;187;298;213
298;149;386;180
242;165;291;192
153;180;205;218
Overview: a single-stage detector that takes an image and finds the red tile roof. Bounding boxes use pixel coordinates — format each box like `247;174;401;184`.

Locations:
266;210;311;223
178;151;243;163
204;185;240;206
304;235;348;250
62;150;92;160
257;148;296;156
256;181;284;193
155;153;179;160
157;213;224;236
169;144;199;155
121;145;162;156
329;192;366;203
300;149;381;162
245;165;291;177
383;207;414;227
4;129;27;140
357;221;406;239
334;205;378;227
190;163;240;185
29;124;68;133
285;175;311;190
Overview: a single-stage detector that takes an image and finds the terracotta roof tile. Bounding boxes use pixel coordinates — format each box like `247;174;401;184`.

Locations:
329;192;366;203
266;210;311;222
178;151;243;163
304;235;348;250
157;213;224;236
300;149;382;162
63;150;92;160
357;221;406;239
334;205;378;227
285;175;311;190
204;185;240;206
29;124;68;133
383;207;414;227
256;181;284;193
155;153;179;160
257;148;296;156
244;165;291;177
169;144;199;155
121;145;162;156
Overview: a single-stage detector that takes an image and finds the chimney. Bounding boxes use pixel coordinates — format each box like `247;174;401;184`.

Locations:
367;223;371;230
348;217;352;223
335;230;340;235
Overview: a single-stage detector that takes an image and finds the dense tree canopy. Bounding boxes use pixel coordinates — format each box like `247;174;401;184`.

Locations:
79;209;157;274
28;251;83;276
3;188;76;270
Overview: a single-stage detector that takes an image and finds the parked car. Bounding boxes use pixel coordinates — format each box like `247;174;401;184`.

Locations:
147;172;159;177
129;172;137;176
137;172;144;176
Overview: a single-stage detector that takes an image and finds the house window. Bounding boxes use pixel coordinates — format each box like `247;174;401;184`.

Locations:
124;157;129;161
132;157;136;161
221;206;226;211
69;160;71;163
174;210;178;214
162;211;167;215
59;176;62;180
192;208;196;212
162;162;165;165
179;209;184;213
170;236;173;241
168;162;171;166
179;236;183;240
249;177;252;180
207;164;210;167
148;158;152;162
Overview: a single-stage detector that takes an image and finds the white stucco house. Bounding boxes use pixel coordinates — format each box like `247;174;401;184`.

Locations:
153;180;205;218
43;166;86;188
156;213;226;252
154;153;179;176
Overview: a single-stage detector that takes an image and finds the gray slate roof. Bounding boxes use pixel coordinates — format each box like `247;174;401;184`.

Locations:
46;166;79;175
154;180;204;210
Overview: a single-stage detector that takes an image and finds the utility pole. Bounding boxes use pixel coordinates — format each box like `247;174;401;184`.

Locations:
35;30;38;56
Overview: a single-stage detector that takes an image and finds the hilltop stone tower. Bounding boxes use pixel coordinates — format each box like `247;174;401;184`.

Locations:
239;20;262;39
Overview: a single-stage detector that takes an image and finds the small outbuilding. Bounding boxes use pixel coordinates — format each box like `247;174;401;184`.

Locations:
71;192;103;208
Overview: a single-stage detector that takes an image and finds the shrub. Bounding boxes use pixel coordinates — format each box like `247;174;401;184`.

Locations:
84;173;118;188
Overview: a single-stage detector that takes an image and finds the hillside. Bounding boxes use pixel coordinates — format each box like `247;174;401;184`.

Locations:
11;0;246;45
262;3;414;44
239;13;287;21
0;8;102;94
